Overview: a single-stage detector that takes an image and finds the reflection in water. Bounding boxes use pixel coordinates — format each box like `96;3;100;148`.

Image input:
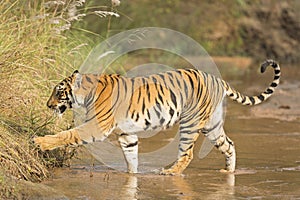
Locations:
171;176;197;200
207;174;235;200
121;175;138;200
118;173;236;200
226;173;235;186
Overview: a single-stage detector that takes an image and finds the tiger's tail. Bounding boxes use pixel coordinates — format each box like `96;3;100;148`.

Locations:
222;59;281;106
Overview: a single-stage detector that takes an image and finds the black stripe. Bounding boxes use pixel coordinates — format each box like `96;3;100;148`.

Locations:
137;87;142;102
175;74;181;87
249;96;255;104
131;111;135;119
155;99;162;111
180;137;192;142
274;75;280;80
147;109;151;120
142;99;146;114
169;107;175;117
270;82;277;87
144;119;151;130
126;141;138;148
167;72;176;88
146;82;151;102
241;96;246;104
159;83;165;95
264;89;273;94
183;80;189;99
187;74;194;89
96;109;113;124
122;78;127;94
157;91;164;103
215;139;225;148
170;90;177;108
186;144;194;151
153;106;161;118
160;118;165;125
135;112;139;122
151;76;158;84
258;95;265;101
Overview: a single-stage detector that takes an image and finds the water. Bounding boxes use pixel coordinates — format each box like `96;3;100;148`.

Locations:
43;63;300;199
43;131;300;199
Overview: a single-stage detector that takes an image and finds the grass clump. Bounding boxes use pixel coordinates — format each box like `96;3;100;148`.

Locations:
0;124;47;182
0;0;61;183
0;0;120;191
0;0;123;191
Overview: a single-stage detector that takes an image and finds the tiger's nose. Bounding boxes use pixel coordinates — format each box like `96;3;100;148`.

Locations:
47;100;52;109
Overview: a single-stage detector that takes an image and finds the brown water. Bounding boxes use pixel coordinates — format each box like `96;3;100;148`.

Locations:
43;64;300;199
43;131;300;199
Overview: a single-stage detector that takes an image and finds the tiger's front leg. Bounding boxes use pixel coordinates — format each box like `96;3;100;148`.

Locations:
34;129;82;151
118;134;138;173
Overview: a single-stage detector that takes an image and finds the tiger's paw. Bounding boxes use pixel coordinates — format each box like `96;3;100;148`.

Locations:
219;168;235;173
159;168;181;176
34;135;64;151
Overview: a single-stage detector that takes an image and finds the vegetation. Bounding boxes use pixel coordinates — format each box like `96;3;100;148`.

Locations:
0;0;120;197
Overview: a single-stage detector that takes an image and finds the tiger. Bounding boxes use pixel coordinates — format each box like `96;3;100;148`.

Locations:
34;59;280;175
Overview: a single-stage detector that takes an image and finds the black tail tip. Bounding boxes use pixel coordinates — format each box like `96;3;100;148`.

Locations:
260;59;277;73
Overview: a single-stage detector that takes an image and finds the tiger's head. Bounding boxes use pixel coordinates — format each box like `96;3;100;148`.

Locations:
47;70;80;116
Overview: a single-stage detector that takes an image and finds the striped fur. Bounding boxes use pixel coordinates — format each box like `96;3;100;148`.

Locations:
34;59;280;175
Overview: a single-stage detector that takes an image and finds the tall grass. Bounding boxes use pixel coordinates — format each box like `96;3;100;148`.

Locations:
0;1;121;193
0;0;74;184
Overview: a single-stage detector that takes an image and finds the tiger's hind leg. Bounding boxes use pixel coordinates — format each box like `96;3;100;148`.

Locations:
118;134;138;173
160;125;200;175
204;126;236;173
202;103;236;173
215;129;236;173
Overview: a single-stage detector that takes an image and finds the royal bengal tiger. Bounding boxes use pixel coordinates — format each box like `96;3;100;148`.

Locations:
34;59;280;175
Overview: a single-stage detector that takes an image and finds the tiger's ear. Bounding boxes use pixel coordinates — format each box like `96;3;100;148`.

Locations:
73;71;82;89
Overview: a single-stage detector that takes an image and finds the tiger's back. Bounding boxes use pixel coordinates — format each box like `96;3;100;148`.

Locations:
113;69;223;134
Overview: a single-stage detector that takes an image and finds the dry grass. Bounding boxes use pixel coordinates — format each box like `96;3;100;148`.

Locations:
0;0;95;187
0;3;122;196
0;125;48;182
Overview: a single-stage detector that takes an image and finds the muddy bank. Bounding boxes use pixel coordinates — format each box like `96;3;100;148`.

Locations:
0;171;67;200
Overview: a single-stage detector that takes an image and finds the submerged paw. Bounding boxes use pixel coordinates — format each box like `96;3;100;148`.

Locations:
159;168;179;176
220;168;235;173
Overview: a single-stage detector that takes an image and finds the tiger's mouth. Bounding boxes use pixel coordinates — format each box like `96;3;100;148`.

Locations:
58;105;67;114
50;105;67;116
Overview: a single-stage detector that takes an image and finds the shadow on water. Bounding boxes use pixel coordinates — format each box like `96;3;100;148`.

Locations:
43;63;300;199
